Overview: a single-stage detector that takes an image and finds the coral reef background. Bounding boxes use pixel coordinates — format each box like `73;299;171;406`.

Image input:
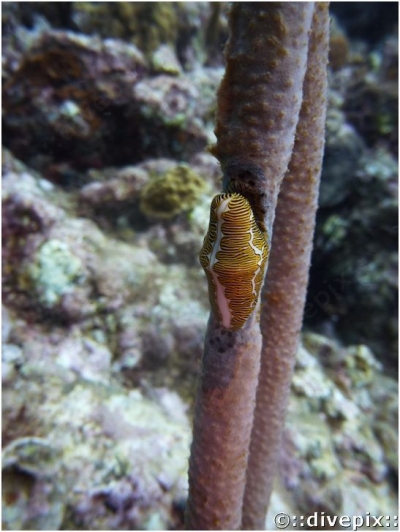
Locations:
2;3;398;530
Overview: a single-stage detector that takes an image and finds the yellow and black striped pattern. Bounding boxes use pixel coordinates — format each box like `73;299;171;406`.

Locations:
200;193;269;330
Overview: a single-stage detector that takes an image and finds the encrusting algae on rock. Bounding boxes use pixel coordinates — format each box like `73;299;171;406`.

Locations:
21;239;86;308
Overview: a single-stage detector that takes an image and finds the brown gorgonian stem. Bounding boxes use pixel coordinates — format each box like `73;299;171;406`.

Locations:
185;3;321;529
242;4;330;529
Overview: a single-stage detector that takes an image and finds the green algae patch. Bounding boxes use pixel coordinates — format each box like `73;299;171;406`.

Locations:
25;239;86;308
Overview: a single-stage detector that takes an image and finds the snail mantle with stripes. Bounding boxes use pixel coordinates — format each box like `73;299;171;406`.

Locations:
200;193;269;330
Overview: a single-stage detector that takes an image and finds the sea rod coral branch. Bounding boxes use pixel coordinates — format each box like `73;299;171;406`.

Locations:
185;3;315;529
211;2;315;235
242;4;330;529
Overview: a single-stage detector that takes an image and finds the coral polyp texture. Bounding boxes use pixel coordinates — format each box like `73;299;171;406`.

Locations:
199;193;269;330
139;164;206;220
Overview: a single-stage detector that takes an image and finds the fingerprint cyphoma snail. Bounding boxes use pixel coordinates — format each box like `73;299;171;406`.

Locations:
200;193;269;330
